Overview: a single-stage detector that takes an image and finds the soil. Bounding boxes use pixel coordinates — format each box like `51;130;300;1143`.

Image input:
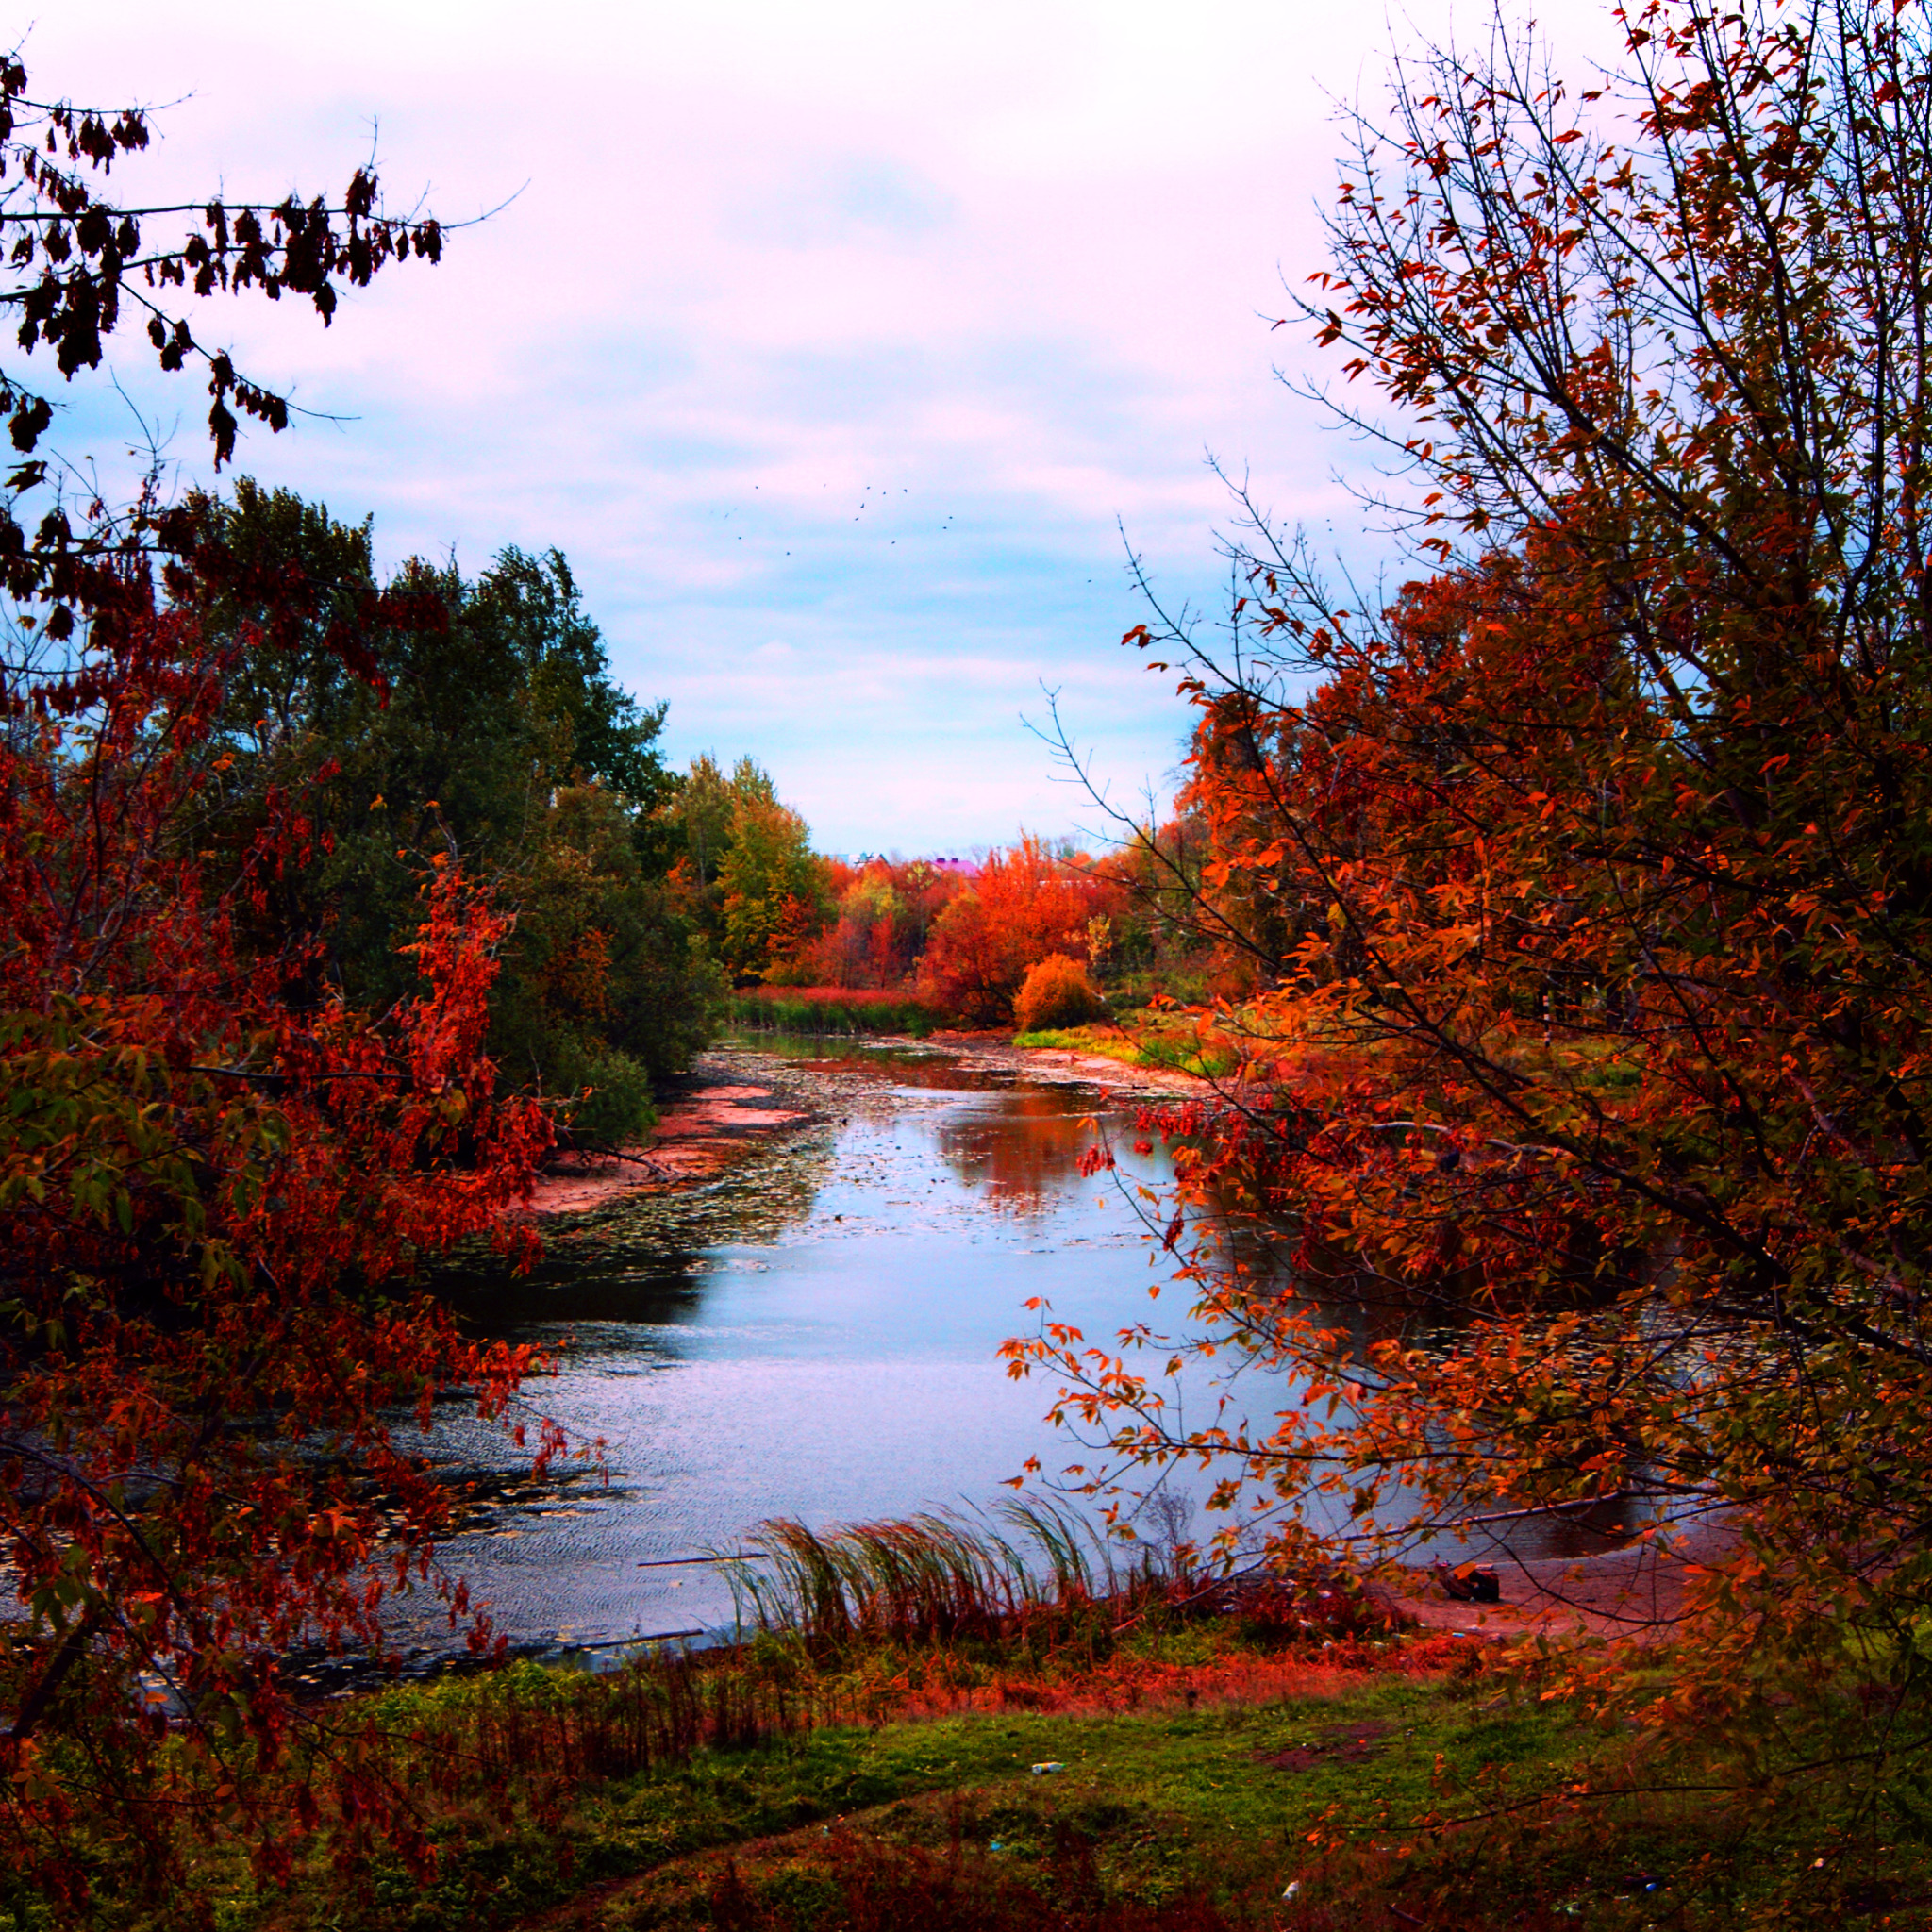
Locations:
1395;1519;1739;1641
523;1070;813;1218
1255;1718;1393;1772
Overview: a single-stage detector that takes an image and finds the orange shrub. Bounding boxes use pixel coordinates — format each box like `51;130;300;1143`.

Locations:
919;836;1119;1023
1014;953;1106;1033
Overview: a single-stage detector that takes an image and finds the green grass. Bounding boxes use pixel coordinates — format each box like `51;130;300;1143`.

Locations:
118;1665;1569;1932
26;1507;1932;1929
40;1631;1932;1931
727;990;944;1037
1012;1022;1239;1081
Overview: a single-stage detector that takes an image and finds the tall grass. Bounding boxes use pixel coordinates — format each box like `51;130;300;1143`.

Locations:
721;1504;1176;1655
729;986;946;1036
351;1646;801;1804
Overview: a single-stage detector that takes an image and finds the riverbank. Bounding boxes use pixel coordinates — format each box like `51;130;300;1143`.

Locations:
62;1611;1910;1932
929;1028;1220;1097
525;1035;1213;1222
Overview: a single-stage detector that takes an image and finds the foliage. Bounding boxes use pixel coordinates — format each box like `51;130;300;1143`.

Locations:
187;484;719;1141
0;575;556;1906
719;790;830;985
0;54;448;637
1013;956;1108;1036
919;838;1120;1024
1013;0;1932;1825
663;756;831;986
782;858;970;989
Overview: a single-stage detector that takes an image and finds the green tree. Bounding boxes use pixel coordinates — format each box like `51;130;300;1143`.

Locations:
717;782;830;982
190;483;718;1138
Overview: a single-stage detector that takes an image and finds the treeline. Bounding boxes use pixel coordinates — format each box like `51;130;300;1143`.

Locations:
179;484;1231;1154
708;828;1235;1032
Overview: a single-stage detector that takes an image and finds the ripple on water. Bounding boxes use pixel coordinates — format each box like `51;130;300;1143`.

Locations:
398;1041;1189;1657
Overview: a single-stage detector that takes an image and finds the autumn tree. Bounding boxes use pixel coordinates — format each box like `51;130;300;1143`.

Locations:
1014;0;1932;1817
660;757;828;982
0;52;566;1905
0;562;556;1907
784;857;969;988
919;836;1119;1024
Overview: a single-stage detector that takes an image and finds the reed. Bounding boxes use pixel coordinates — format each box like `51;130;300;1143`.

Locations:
727;986;946;1036
718;1503;1169;1655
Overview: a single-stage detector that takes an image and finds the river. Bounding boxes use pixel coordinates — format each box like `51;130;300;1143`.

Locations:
395;1036;1205;1665
367;1030;1650;1681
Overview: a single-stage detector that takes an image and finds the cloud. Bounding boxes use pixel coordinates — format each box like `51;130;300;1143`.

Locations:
19;0;1616;851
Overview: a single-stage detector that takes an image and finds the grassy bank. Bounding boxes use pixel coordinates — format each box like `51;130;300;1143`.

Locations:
27;1510;1932;1928
59;1625;1926;1932
728;988;945;1036
1012;1021;1238;1081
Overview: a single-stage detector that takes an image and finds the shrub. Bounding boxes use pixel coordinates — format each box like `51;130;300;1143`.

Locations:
560;1042;657;1145
1014;955;1106;1034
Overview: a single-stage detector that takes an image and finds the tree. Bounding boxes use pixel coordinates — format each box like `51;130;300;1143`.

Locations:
0;55;450;641
663;756;829;984
1013;0;1932;1809
785;857;969;989
185;485;719;1141
919;836;1117;1024
718;787;830;983
0;576;554;1904
0;55;575;1904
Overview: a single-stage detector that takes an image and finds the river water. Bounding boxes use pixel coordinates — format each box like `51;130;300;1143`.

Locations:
404;1038;1204;1660
388;1033;1647;1674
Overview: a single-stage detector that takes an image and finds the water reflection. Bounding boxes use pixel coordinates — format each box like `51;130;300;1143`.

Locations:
937;1090;1107;1215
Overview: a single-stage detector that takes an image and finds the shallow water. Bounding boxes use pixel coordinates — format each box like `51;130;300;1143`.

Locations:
388;1036;1651;1667
402;1039;1196;1657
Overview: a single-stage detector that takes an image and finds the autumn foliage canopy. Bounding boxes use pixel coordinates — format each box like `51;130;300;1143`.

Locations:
1011;0;1932;1792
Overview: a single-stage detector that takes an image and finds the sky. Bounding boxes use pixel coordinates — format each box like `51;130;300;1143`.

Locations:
21;0;1613;854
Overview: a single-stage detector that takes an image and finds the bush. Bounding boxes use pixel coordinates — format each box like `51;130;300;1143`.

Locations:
1013;955;1106;1034
560;1042;658;1146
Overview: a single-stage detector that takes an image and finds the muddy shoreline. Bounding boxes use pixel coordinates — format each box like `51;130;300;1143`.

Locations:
525;1032;1211;1222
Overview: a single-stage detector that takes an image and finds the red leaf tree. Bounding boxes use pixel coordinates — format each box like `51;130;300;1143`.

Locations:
0;565;557;1900
1010;0;1932;1818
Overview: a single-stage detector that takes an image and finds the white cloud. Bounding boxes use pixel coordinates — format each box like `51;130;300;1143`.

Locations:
20;0;1616;849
